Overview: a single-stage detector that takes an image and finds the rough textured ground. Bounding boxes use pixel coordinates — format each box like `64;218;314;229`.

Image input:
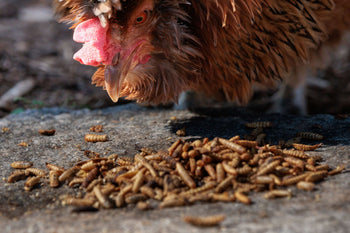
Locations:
0;104;349;233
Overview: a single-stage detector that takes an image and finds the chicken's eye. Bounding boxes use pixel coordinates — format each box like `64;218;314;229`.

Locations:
135;11;148;25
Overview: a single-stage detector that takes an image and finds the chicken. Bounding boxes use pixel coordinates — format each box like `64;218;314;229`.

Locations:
53;0;350;106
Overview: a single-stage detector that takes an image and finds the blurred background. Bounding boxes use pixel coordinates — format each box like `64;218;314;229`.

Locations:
0;0;349;118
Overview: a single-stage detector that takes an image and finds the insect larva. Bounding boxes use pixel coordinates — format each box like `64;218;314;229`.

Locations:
159;197;185;208
183;215;226;227
59;166;80;182
168;139;182;156
7;171;27;183
234;191;251;204
218;138;246;154
84;134;109;142
38;129;56;136
282;149;309;159
254;176;274;184
45;163;65;172
258;152;273;159
264;189;292;199
81;161;97;171
292;143;322;151
235;140;258;148
176;162;196;189
305;164;316;172
257;160;280;176
137;201;151;210
216;163;225;183
204;164;216;180
245;121;273;128
125;194;147;204
215;175;234;193
24;176;41;191
296;132;324;140
93;185;113;208
82;167;99;188
211;192;235;202
117;156;134;166
297;181;315;191
17;142;29;147
134;154;157;177
132;169;145;193
315;164;329;171
235;165;252;175
25;168;47;177
281;173;309;186
63;197;94;207
283;157;304;169
68;177;84;187
328;165;346;176
49;170;60;188
140;186;156;198
90;125;103;132
180;181;216;196
176;127;186;137
222;161;238;175
305;171;328;182
11;161;33;169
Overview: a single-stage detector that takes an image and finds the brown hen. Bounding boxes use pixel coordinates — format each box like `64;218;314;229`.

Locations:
54;0;350;106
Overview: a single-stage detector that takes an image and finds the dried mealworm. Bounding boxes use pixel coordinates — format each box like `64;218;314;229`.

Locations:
211;192;235;202
254;176;274;184
257;160;280;176
11;161;33;169
292;143;322;151
137;201;151;210
245;121;272;128
140;186;156;199
132;169;145;193
25;168;47;177
235;140;258;148
125;194;147;204
90;125;103;132
68;177;84;187
264;189;292;199
63;197;94;207
222;161;238;175
215;175;234;193
204;164;217;180
84;134;108;142
282;149;309;159
234;191;251;204
49;170;60;188
281;173;309;186
159;196;185;208
45;163;65;172
296;132;323;140
297;181;315;191
176;162;196;189
218;138;246;154
59;166;80;182
328;165;346;176
180;181;216;196
93;185;113;208
216;163;225;183
134;154;157;177
168;139;182;156
305;171;328;182
183;215;226;227
7;171;27;183
82;167;99;188
24;176;41;191
283;157;304;169
315;164;329;171
38;129;56;136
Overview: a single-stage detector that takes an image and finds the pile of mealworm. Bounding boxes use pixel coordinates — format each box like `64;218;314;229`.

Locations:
7;122;346;213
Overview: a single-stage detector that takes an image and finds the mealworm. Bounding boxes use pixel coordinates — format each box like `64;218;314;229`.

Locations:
93;185;113;208
264;189;292;199
134;154;157;177
63;197;94;207
45;163;65;172
254;176;274;184
24;176;41;191
38;129;56;136
82;167;99;188
125;194;147;204
281;173;309;186
183;215;226;227
282;149;309;159
49;170;60;188
59;166;80;182
137;201;151;210
90;125;103;132
234;191;251;204
245;121;273;128
211;192;235;202
215;175;234;193
235;140;258;148
204;164;217;180
180;181;216;196
11;161;33;169
292;143;322;151
25;168;47;177
132;169;145;193
283;157;304;169
159;197;185;208
176;162;196;189
84;134;108;142
257;160;280;176
328;165;346;176
305;171;328;182
216;163;225;183
168;139;182;156
296;132;323;140
140;186;156;198
218;138;246;154
7;171;27;183
297;181;315;191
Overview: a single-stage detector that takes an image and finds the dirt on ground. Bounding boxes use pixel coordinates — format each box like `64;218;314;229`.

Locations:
0;0;350;118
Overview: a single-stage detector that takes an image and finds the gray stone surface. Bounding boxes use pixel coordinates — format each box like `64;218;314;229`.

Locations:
0;104;349;233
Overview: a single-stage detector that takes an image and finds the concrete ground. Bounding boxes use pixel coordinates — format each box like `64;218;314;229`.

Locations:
0;104;349;233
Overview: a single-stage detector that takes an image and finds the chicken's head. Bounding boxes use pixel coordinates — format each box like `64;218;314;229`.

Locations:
55;0;203;104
